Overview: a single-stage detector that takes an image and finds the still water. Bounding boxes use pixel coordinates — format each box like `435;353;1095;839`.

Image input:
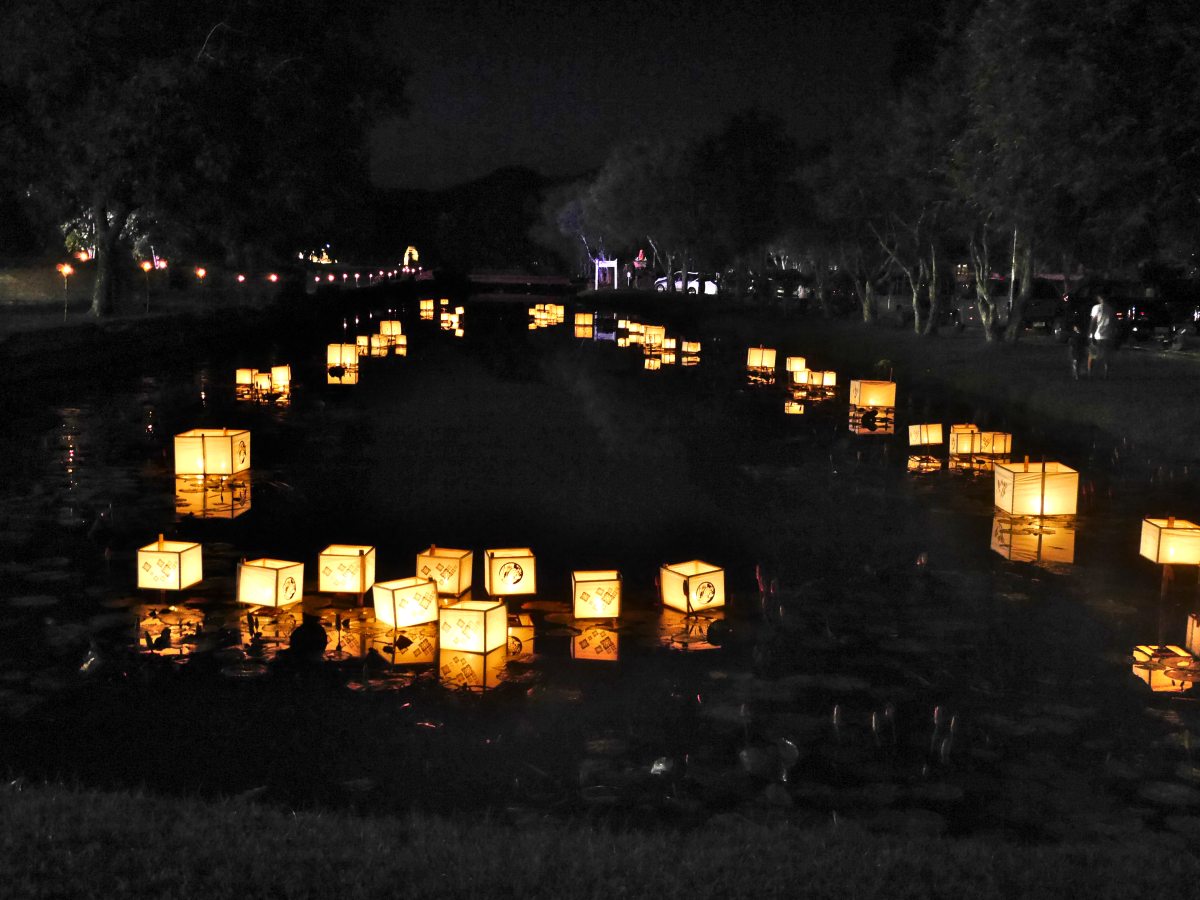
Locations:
1;290;1199;834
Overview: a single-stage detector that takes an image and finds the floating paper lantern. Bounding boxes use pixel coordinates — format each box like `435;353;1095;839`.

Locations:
138;535;202;590
784;400;804;415
785;356;807;373
663;337;677;351
644;325;666;348
572;570;622;619
644;357;661;371
660;560;725;614
572;625;619;662
416;546;473;596
174;428;251;476
235;368;255;400
439;598;507;653
270;365;291;395
1132;645;1193;693
849;380;896;407
948;424;979;455
1140;518;1200;565
484;548;536;596
373;576;439;628
661;351;676;365
379;320;403;342
369;334;389;357
439;648;506;690
575;312;594;327
174;475;251;520
237;558;304;608
508;613;535;656
990;515;1075;564
976;431;1012;456
253;371;272;395
419;299;435;320
908;424;943;446
318;544;376;594
993;460;1078;516
746;347;776;370
681;340;701;354
849;380;896;434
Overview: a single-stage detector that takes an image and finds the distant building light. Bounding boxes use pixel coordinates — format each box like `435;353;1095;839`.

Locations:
268;273;279;283
195;267;207;279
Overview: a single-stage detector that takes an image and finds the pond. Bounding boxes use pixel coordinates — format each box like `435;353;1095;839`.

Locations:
2;287;1200;837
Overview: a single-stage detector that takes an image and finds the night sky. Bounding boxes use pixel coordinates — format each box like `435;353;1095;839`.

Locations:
372;0;918;190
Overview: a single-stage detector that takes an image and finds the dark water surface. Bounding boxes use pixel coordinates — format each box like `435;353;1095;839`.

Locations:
2;290;1200;838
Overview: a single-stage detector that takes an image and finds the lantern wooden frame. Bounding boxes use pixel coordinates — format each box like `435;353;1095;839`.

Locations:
138;535;203;591
484;547;536;596
993;460;1078;517
372;576;439;628
572;570;622;619
1140;517;1200;565
237;558;304;608
417;546;473;596
948;423;979;456
439;598;508;653
318;544;376;596
660;560;725;614
174;428;251;477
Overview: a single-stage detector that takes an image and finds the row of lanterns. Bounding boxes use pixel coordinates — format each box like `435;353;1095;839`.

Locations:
745;348;838;414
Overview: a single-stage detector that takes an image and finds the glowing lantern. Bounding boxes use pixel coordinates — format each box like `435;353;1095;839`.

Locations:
1132;645;1193;693
237;558;304;608
747;347;776;370
661;351;676;365
644;325;666;348
439;599;507;653
849;380;896;434
356;335;369;355
394;334;408;357
993;460;1078;517
990;515;1075;564
785;356;807;373
644;357;661;371
268;273;279;283
976;431;1012;456
1140;518;1200;565
909;424;943;446
575;312;594;327
681;340;701;354
270;365;291;394
784;400;804;415
574;325;594;339
439;648;505;690
660;560;725;614
572;625;619;662
327;343;359;384
663;337;677;351
254;371;272;395
369;334;389;357
373;576;439;628
137;535;202;590
174;474;251;519
484;548;536;596
572;570;622;619
849;380;896;407
948;424;979;455
235;368;255;401
508;613;535;656
379;320;403;342
420;298;435;320
417;546;473;596
318;544;376;595
195;267;207;280
174;428;251;476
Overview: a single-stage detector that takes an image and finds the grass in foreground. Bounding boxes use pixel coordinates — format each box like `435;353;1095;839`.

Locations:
1;783;1197;899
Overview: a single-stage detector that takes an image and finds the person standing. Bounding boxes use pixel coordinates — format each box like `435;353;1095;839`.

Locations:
1088;292;1118;377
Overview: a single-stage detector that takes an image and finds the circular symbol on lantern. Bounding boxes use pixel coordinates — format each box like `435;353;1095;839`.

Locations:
282;577;297;601
237;440;248;464
695;581;716;605
499;561;524;586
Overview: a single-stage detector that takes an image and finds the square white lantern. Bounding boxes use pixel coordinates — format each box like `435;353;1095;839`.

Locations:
660;560;725;613
484;548;536;596
439;648;505;690
235;368;255;400
369;334;389;357
908;424;943;446
379;320;403;340
644;357;661;371
976;431;1012;456
138;536;202;590
1140;518;1200;565
993;460;1079;516
355;335;369;355
572;625;619;662
572;570;621;619
849;380;896;407
439;599;507;653
237;558;304;608
575;312;594;326
681;340;701;354
318;544;376;594
419;298;435;320
746;347;776;370
948;423;979;455
373;576;439;628
174;428;251;476
785;356;807;373
416;546;473;596
644;325;666;348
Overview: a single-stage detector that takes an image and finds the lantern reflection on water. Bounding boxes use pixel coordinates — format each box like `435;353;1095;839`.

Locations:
681;340;701;355
660;560;725;614
993;460;1078;517
174;474;250;519
237;558;304;608
383;624;438;665
574;325;594;339
644;324;666;348
485;548;536;596
784;400;804;415
849;380;896;434
439;647;506;690
1132;645;1194;693
990;515;1075;564
439;599;507;653
416;545;473;596
572;570;621;619
174;428;251;476
508;613;535;656
908;423;942;473
1140;518;1200;565
138;535;203;590
644;357;661;371
368;334;389;357
659;609;724;650
318;545;376;595
373;576;439;628
572;625;619;662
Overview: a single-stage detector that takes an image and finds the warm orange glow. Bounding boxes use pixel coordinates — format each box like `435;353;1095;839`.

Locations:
238;558;304;607
439;599;508;653
660;560;725;613
140;260;153;273
373;576;439;628
174;428;251;476
195;267;207;279
990;515;1075;564
508;613;535;656
908;424;943;446
849;380;896;407
1132;645;1194;693
572;625;619;661
416;546;472;596
484;548;536;596
268;273;279;283
236;274;246;283
1140;518;1200;565
746;347;777;369
993;460;1078;516
572;570;621;619
57;263;74;277
138;536;203;590
318;545;376;594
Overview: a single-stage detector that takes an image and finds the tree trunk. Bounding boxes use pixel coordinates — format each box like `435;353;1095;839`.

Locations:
921;246;941;337
89;200;127;318
859;279;877;324
970;229;998;343
1003;234;1033;343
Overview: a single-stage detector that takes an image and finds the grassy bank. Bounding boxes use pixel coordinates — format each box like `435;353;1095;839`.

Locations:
3;783;1198;899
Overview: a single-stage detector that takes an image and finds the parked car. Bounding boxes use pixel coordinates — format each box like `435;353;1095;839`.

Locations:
654;271;718;295
1052;279;1171;342
875;276;961;330
954;277;1062;332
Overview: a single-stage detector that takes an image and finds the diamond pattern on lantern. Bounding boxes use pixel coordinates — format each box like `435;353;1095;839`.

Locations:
416;547;473;596
572;570;621;619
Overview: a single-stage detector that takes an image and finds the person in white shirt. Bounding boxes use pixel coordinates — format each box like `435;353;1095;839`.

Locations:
1088;293;1118;376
